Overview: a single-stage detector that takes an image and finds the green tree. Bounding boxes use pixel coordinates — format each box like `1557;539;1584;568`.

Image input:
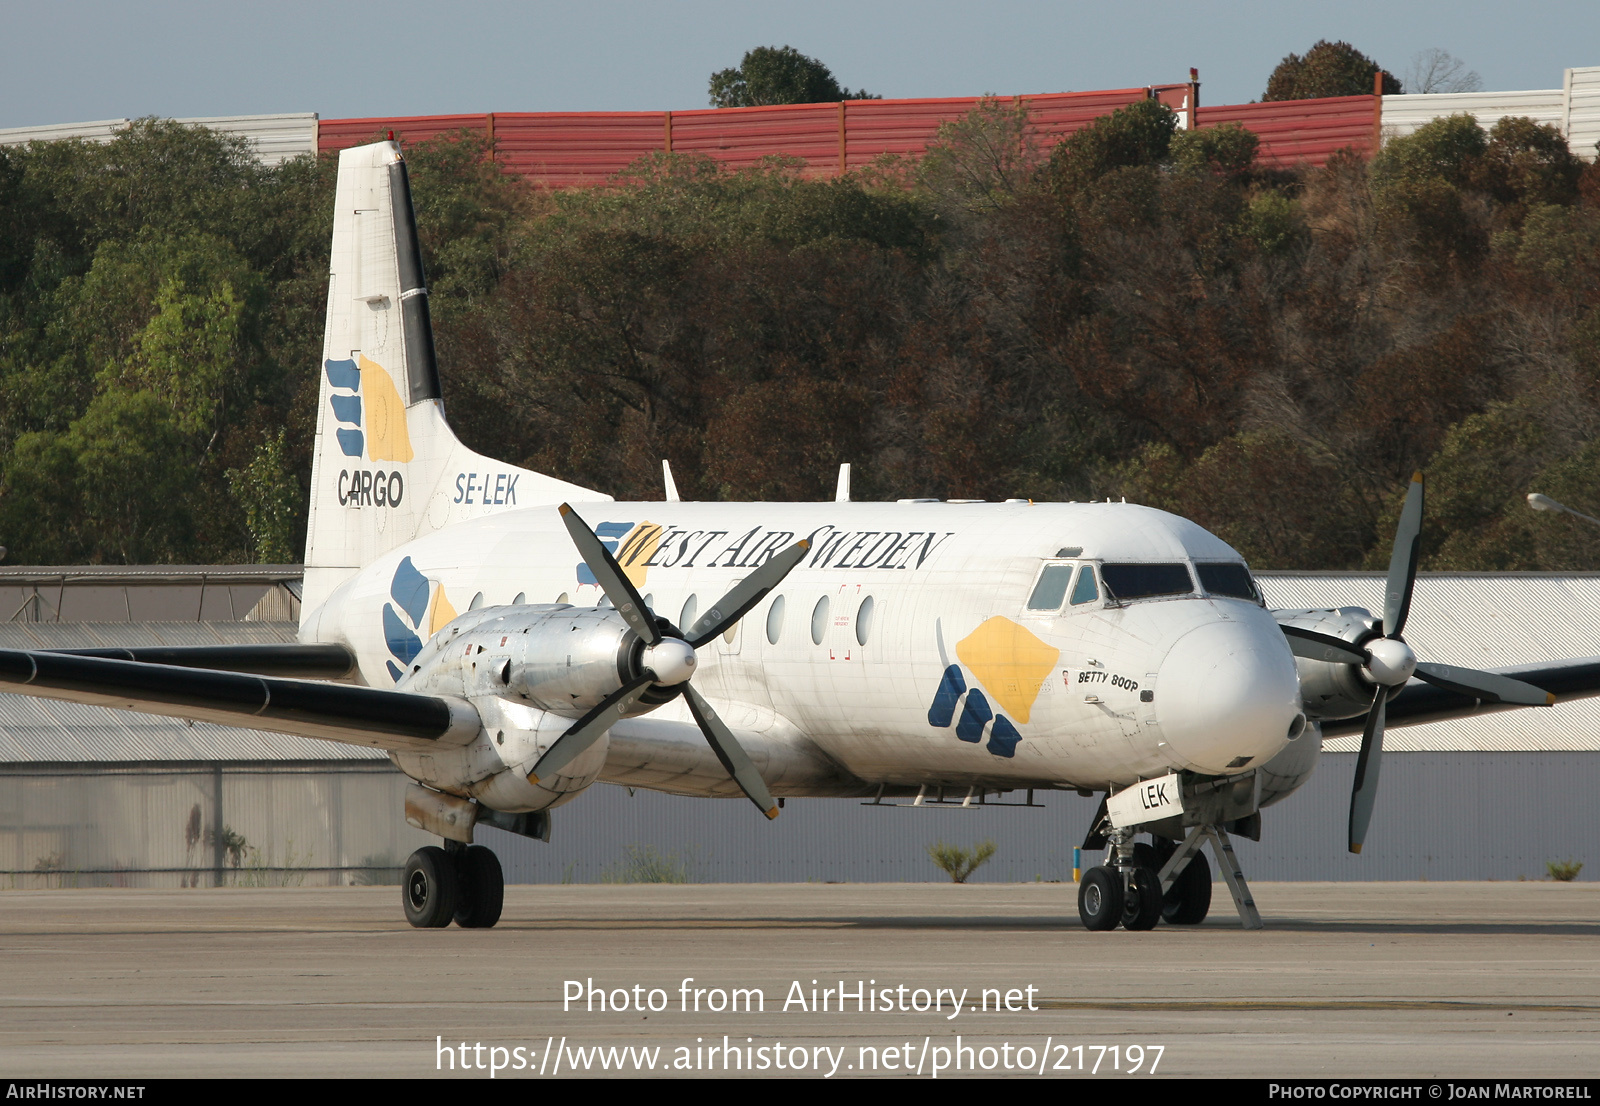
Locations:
1263;40;1400;101
1170;121;1259;178
1048;99;1178;199
226;430;300;563
917;98;1040;216
708;46;877;108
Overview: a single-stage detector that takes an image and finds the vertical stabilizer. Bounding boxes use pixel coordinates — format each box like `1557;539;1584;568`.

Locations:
302;141;607;625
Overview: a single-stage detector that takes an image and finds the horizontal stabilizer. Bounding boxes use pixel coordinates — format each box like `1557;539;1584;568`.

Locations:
0;649;477;753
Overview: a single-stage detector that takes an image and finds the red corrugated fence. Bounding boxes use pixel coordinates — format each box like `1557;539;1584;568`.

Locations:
1197;96;1378;166
318;88;1379;187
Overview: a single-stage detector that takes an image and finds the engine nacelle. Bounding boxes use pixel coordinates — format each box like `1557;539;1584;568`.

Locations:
402;602;672;718
1273;606;1389;720
1257;720;1322;807
504;605;640;717
391;692;611;815
390;602;670;816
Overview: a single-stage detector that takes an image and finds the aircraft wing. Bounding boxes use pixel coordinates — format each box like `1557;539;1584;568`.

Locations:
0;649;477;754
1321;656;1600;738
38;643;358;679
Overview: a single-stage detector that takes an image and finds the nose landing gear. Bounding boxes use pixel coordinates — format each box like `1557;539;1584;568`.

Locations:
1077;812;1260;931
402;841;505;929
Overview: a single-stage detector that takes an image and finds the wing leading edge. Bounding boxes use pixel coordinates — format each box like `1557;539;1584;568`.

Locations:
0;649;477;753
39;643;358;680
1321;657;1600;738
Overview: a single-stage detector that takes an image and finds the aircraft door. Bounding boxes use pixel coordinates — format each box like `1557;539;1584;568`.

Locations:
827;583;862;660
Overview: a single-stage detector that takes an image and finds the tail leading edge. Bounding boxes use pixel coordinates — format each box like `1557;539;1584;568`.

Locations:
302;141;607;624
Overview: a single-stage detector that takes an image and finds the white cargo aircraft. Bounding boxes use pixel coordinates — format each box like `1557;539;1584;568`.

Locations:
3;142;1595;931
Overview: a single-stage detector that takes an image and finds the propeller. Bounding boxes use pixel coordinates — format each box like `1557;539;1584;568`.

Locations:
1278;473;1554;853
528;504;809;820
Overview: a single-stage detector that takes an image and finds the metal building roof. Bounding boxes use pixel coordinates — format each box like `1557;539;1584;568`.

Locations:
1257;572;1600;753
0;621;382;764
0;114;317;167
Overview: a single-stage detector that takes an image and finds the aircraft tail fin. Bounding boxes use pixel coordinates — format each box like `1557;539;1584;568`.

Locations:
302;141;607;624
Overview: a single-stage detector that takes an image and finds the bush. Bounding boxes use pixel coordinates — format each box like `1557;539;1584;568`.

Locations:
1546;859;1583;882
927;839;997;883
1048;99;1178;198
600;844;694;884
1170;122;1259;178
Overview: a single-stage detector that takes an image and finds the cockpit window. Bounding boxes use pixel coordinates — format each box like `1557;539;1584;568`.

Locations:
1069;565;1100;606
1100;563;1193;601
1197;562;1262;603
1026;564;1075;611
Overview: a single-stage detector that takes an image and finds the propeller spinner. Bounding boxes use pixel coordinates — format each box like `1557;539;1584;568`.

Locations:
527;504;808;820
1279;473;1554;853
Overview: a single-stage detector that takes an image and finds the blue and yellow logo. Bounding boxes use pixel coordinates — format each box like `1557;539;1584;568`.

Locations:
381;556;458;683
927;617;1059;758
326;355;414;463
576;521;664;589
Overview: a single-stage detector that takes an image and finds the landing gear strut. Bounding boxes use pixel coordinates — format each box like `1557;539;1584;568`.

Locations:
402;842;505;929
1077;819;1258;932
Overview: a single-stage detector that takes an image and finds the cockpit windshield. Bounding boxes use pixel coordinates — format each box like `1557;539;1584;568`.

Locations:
1099;563;1193;601
1196;562;1263;603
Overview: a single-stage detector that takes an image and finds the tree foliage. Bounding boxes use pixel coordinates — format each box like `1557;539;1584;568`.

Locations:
1264;40;1400;101
3;94;1600;573
708;45;877;107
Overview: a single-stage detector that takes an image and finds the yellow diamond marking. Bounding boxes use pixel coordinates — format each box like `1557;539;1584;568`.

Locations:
955;616;1060;724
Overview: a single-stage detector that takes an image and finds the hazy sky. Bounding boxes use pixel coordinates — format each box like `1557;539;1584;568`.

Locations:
3;0;1597;129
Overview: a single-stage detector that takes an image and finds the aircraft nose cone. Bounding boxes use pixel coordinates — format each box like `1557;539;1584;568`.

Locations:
644;637;697;685
1154;616;1302;774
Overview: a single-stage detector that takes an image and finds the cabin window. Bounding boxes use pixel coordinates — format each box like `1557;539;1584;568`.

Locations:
680;595;698;633
468;592;485;610
1070;565;1100;606
1197;563;1262;603
1026;564;1075;611
766;595;786;644
811;596;830;645
512;592;526;605
1100;563;1194;601
856;596;875;646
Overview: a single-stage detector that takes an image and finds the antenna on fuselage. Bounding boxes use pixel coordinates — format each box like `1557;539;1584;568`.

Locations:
662;460;680;502
835;463;851;503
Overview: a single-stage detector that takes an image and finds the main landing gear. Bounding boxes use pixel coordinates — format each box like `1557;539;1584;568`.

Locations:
402;841;504;929
1077;822;1258;932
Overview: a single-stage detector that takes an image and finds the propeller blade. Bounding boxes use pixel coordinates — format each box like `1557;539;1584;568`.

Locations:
683;683;780;819
1280;625;1371;666
1348;688;1387;854
528;674;653;786
1414;663;1555;707
560;504;660;646
686;539;810;649
1383;472;1425;638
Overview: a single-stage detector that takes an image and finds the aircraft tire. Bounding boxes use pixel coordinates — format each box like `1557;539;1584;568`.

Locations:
403;846;459;929
453;845;505;929
1162;849;1212;925
1077;866;1124;931
1122;867;1163;931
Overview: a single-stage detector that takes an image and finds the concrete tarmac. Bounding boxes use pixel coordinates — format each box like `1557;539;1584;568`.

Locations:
1;882;1596;1079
